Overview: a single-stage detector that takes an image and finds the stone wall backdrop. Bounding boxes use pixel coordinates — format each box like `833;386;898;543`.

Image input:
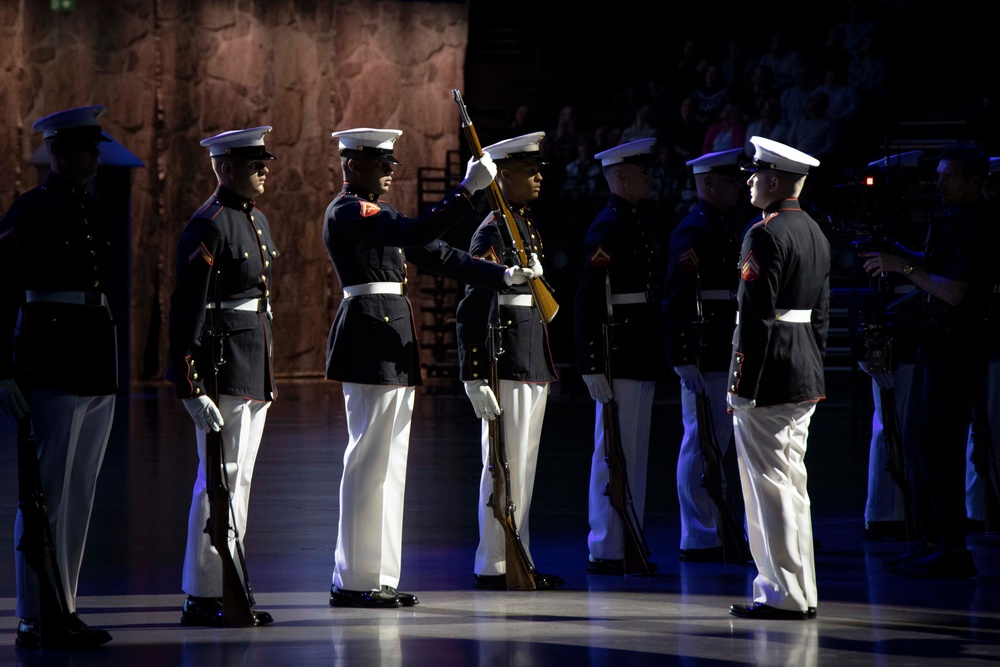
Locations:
0;0;470;383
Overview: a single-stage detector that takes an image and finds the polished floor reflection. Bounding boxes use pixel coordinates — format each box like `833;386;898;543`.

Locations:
1;375;998;666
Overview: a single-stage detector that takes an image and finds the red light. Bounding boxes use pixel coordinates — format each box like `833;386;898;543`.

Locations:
865;176;875;186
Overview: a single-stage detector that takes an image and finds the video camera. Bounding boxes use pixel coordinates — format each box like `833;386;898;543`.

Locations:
827;150;925;257
828;151;928;370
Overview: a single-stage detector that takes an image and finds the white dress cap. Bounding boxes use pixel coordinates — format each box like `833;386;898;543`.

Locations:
594;137;656;167
745;136;820;175
482;131;546;162
200;126;276;159
32;105;111;142
686;147;744;174
331;128;403;164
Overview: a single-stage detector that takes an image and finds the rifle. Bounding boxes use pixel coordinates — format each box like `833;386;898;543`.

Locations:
205;270;262;626
452;89;559;324
879;385;918;540
692;272;752;563
970;386;1000;533
16;414;72;647
484;301;536;590
601;274;657;575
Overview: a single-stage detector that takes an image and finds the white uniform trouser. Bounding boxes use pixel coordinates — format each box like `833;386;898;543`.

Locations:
333;383;414;592
475;380;548;576
182;395;269;597
733;401;817;613
966;358;1000;522
15;391;114;618
677;371;733;549
588;379;655;560
864;364;913;523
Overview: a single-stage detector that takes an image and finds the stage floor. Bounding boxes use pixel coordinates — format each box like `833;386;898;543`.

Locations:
1;375;998;666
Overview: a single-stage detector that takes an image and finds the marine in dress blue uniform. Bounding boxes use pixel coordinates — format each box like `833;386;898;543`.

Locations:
574;138;664;574
323;128;535;608
661;147;752;562
0;106;118;648
167;126;278;626
728;137;829;621
454;132;562;590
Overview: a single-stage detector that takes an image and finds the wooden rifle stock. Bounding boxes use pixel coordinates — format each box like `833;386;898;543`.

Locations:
602;393;656;575
970;388;1000;532
879;386;918;540
693;391;752;563
600;274;656;574
205;274;259;626
485;317;536;590
691;271;751;562
16;414;72;646
452;89;559;323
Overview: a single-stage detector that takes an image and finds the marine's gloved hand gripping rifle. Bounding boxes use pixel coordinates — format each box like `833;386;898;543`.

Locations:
205;269;264;626
452;89;559;324
692;271;752;563
602;274;656;575
484;297;536;590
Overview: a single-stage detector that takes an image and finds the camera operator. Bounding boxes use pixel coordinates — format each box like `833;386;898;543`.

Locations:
860;144;996;578
964;156;1000;533
840;153;924;542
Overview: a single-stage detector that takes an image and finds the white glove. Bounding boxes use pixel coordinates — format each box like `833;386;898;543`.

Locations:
582;373;613;404
0;379;28;420
526;253;543;279
182;396;224;432
460;153;497;194
503;257;544;286
673;364;705;393
727;393;755;412
463;380;501;420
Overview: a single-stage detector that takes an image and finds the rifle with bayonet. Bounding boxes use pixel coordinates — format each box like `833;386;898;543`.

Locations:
452;89;559;324
16;413;72;647
693;271;752;563
602;274;657;575
205;270;263;626
970;384;1000;533
484;300;536;590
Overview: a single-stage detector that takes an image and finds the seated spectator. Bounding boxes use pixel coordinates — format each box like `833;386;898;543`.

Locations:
702;101;746;155
621;104;659;143
693;63;730;129
744;97;790;156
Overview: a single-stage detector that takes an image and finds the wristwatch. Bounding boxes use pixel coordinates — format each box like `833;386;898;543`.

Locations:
902;264;914;277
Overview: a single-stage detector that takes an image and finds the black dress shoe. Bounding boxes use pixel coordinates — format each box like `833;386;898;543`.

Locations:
729;602;809;620
586;554;624;575
329;585;401;608
807;607;817;619
474;572;565;590
532;572;564;589
679;546;725;563
17;614;113;649
180;596;273;627
473;574;507;590
181;596;224;627
15;618;41;649
381;585;418;606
